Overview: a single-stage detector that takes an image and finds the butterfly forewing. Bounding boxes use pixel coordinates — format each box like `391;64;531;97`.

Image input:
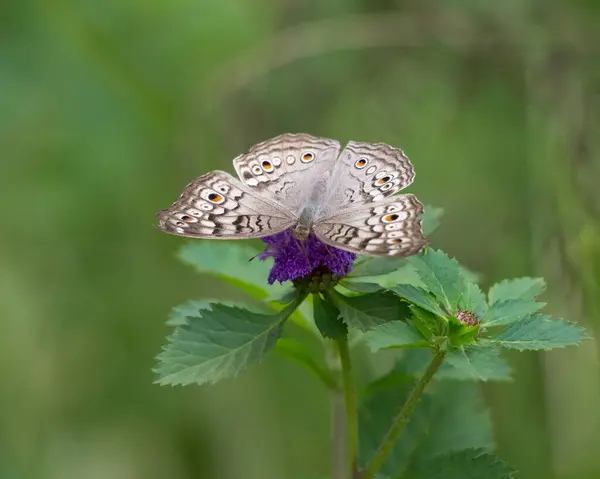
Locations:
313;194;427;257
232;133;340;213
156;171;296;239
318;141;415;219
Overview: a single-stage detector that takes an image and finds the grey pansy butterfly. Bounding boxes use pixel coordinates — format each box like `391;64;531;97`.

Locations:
156;133;427;257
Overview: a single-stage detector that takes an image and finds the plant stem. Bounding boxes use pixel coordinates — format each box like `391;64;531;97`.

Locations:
332;389;347;479
337;336;359;478
360;348;446;479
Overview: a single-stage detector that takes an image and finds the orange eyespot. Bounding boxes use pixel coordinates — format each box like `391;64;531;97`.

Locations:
301;152;315;163
376;176;391;186
262;160;273;171
390;238;402;244
355;157;368;169
383;214;399;223
207;193;224;203
181;215;194;222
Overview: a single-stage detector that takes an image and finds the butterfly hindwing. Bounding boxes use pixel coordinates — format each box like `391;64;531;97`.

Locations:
232;133;340;212
313;194;427;257
156;171;296;239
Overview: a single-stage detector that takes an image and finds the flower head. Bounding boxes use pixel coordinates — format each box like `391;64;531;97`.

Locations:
455;309;480;327
259;230;355;286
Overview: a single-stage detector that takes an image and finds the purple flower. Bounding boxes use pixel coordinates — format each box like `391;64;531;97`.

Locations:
259;230;356;285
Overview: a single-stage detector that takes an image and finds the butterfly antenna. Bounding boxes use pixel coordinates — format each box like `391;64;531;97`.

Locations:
248;253;260;262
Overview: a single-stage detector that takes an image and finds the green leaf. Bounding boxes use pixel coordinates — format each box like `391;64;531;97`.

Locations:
313;294;347;340
345;262;425;290
408;249;466;311
167;299;250;326
359;379;493;476
420;205;444;236
265;287;298;305
488;277;546;304
326;290;410;331
483;299;546;327
409;305;439;339
155;294;306;386
409;450;516;479
365;321;428;350
491;314;587;350
178;241;283;299
443;345;512;381
458;282;488;319
348;256;409;277
274;338;337;390
448;316;481;347
339;280;383;293
392;284;446;317
400;348;511;382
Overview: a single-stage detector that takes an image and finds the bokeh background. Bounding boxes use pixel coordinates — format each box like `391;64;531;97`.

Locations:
2;1;600;478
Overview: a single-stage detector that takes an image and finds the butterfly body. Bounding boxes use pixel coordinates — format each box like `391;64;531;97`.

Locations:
157;133;427;257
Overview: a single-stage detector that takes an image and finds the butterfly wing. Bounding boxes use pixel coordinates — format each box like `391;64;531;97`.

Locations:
318;140;415;217
313;194;426;257
232;133;340;212
156;171;297;239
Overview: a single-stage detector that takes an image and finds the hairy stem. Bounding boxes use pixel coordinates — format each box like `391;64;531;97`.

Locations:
360;348;446;479
337;336;359;478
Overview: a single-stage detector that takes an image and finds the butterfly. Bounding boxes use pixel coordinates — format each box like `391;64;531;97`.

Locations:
156;133;427;257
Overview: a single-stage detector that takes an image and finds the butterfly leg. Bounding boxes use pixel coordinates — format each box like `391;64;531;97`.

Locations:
295;237;312;269
320;240;335;259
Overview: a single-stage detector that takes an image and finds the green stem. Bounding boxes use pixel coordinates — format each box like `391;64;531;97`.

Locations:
332;389;347;479
360;348;446;479
337;336;359;478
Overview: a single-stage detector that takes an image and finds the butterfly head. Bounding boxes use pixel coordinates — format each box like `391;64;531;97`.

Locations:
292;224;311;241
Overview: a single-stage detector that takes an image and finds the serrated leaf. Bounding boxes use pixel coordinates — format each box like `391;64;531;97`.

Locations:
488;277;546;304
346;262;425;292
408;249;466;311
167;299;251;326
359;379;493;476
491;314;587;350
420;205;444;236
400;347;512;382
483;299;546;327
392;284;446;317
326;290;410;331
178;241;283;299
408;450;516;479
313;294;347;340
365;321;428;350
409;305;438;339
274;338;337;390
458;282;487;319
155;294;306;386
348;256;409;277
443;345;512;381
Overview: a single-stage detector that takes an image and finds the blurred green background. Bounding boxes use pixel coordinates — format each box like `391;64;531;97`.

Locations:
2;1;600;478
